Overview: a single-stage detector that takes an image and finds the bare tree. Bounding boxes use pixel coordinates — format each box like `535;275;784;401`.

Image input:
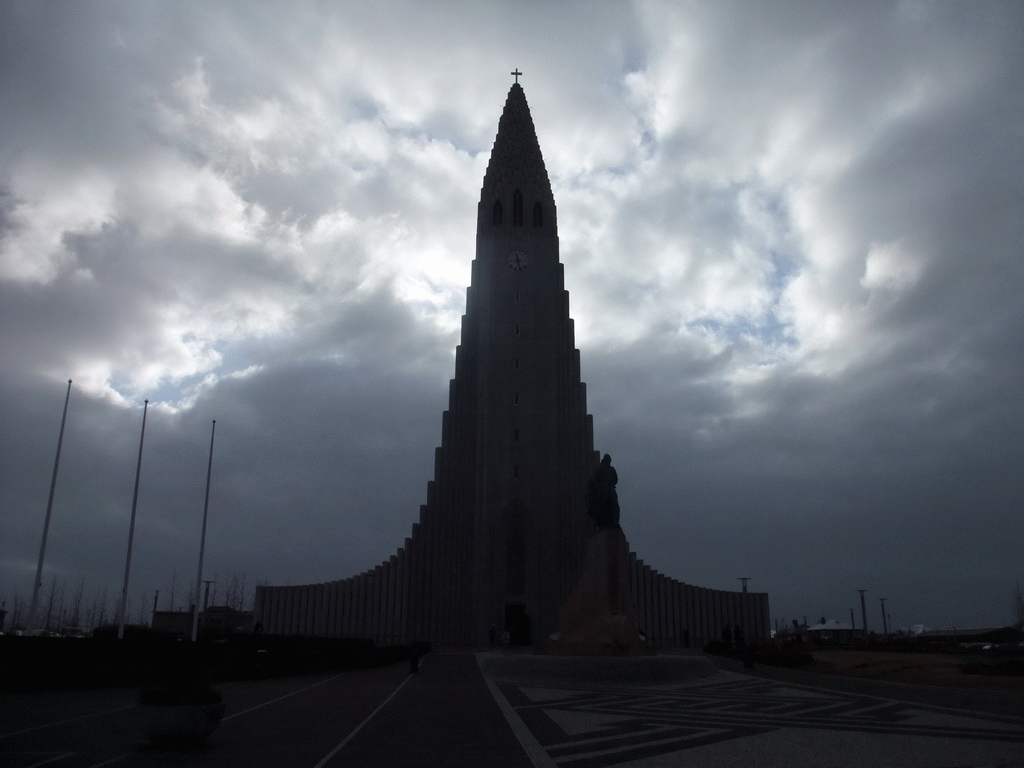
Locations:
237;573;249;611
57;580;67;631
223;573;239;612
69;578;85;628
222;572;251;612
43;576;62;631
9;591;26;630
137;590;149;624
89;585;109;628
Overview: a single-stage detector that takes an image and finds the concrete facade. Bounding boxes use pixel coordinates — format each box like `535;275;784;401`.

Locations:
254;82;769;648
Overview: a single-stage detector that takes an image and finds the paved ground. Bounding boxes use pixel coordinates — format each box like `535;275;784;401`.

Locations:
3;651;1024;767
490;654;1024;768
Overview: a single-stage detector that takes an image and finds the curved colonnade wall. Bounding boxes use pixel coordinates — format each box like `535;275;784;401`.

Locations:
253;550;769;649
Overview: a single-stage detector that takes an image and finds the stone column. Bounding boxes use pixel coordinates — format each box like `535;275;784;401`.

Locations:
342;578;353;636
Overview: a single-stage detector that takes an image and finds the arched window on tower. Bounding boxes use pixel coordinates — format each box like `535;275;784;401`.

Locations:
533;201;543;227
492;199;503;225
512;189;523;226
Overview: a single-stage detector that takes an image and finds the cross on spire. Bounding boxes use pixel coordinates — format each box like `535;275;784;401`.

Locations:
511;68;522;83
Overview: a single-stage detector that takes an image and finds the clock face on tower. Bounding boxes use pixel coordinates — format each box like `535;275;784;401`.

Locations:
507;250;529;270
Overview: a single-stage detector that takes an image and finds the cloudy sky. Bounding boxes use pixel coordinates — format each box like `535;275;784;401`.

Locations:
2;1;1022;633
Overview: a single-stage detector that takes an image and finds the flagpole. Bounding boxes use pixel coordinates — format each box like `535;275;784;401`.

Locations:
28;379;72;632
118;399;149;640
191;420;216;642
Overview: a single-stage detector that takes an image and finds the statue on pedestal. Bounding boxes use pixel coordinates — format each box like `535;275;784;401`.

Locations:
586;454;620;528
549;454;651;655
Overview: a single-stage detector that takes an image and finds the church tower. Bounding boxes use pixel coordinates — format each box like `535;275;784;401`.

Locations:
253;79;771;650
416;81;596;646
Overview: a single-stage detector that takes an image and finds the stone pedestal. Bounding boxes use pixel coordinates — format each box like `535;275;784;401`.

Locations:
548;527;652;656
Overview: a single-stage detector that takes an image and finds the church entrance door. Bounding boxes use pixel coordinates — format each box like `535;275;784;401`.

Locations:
504;603;531;646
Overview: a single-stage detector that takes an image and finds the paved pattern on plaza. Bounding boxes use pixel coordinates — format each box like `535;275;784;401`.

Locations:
484;664;1024;768
4;652;1024;767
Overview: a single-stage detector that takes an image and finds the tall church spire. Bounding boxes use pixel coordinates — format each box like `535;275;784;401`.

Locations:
480;84;556;232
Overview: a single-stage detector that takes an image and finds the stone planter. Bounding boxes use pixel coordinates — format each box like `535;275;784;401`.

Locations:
139;699;226;744
138;672;225;746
